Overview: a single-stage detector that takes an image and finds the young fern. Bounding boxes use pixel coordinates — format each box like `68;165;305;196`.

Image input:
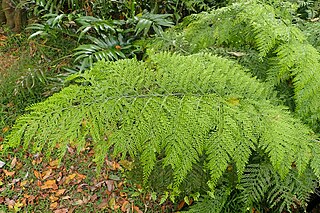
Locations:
4;52;320;200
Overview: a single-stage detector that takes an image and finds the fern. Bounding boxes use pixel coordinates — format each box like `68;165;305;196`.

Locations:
185;162;316;213
4;52;320;201
151;0;320;130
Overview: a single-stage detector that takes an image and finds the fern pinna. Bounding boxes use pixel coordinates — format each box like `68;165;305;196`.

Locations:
4;52;320;211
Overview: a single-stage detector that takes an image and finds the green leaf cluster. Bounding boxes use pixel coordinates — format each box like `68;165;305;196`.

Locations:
4;52;320;211
152;0;320;131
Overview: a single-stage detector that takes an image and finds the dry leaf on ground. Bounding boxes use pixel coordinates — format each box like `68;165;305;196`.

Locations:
40;180;58;190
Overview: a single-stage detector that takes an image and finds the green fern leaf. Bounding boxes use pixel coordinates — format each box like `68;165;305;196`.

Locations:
3;52;318;198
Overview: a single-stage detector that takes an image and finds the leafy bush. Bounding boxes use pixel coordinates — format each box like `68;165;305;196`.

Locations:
27;11;174;71
24;0;225;73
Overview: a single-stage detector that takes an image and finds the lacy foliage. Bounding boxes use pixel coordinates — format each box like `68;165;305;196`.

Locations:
152;0;320;130
4;53;319;209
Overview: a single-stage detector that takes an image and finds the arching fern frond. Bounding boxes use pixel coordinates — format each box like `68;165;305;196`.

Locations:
237;163;316;212
186;162;316;213
4;52;319;197
151;0;320;129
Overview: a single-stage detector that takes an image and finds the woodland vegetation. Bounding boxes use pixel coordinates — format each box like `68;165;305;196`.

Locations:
1;0;320;212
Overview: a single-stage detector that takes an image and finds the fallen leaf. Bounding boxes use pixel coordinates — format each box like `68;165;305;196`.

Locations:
12;178;20;184
65;173;76;184
112;161;121;170
0;161;5;168
90;194;97;202
76;172;86;180
5;198;15;209
109;197;116;210
32;157;43;165
119;192;127;197
23;194;31;198
15;161;23;170
97;198;109;209
50;202;58;210
67;146;75;154
57;172;63;182
24;194;35;204
69;207;76;213
3;169;15;177
40;180;58;190
10;157;17;168
227;97;240;106
61;196;71;200
20;198;27;206
106;180;114;192
90;181;104;191
121;201;130;212
54;208;68;213
118;181;124;188
42;169;52;180
49;196;59;202
56;189;66;196
49;159;59;167
0;35;7;41
20;180;28;187
2;126;9;133
177;200;186;210
74;199;84;205
82;196;89;204
133;206;143;213
34;170;41;179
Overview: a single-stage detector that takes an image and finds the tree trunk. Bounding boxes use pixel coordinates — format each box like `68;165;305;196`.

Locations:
0;0;6;24
2;0;15;29
0;0;26;32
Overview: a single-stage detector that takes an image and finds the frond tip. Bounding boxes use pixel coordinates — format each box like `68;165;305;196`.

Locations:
4;52;319;195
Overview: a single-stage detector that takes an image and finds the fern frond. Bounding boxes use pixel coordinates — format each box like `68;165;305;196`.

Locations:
4;52;318;197
238;163;316;212
151;0;320;129
185;188;231;213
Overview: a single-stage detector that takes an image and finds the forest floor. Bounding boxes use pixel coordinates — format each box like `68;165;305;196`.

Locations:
0;144;168;213
0;34;18;77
